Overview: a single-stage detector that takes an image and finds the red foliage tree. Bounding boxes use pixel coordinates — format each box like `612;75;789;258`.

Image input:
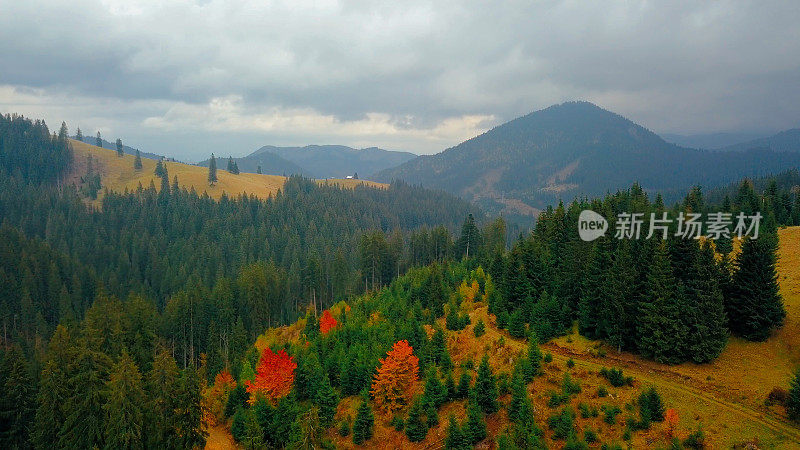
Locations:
665;408;679;438
245;347;297;404
370;340;420;414
319;309;339;334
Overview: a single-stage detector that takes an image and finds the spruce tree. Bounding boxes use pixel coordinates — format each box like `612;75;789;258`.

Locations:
637;242;689;364
423;366;447;407
174;366;207;449
456;213;481;259
788;367;800;422
317;376;339;427
33;326;74;449
96;131;102;147
424;397;439;427
58;346;109;449
686;243;728;363
352;396;374;445
0;346;34;448
405;398;428;442
257;165;262;174
75;127;83;141
208;154;218;185
474;355;498;414
464;394;487;444
146;349;180;448
727;233;785;341
116;138;124;156
508;309;527;338
525;336;543;380
103;351;146;450
444;415;466;449
134;149;143;170
456;371;471;399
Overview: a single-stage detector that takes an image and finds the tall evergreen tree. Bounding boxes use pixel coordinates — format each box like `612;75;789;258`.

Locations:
464;394;487;444
456;214;481;259
116;138;124;157
103;351;146;450
146;349;180;448
444;415;466;450
474;355;498;414
352;396;374;445
637;242;688;364
134;149;143;170
405;398;428;442
173;366;207;449
208;154;218;185
95;131;103;147
33;326;75;449
75;127;83;141
58;346;109;449
788;367;800;422
727;232;785;341
0;345;35;449
685;243;728;363
317;376;339;427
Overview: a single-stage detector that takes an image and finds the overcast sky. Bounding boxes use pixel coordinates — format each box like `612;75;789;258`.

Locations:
1;0;798;161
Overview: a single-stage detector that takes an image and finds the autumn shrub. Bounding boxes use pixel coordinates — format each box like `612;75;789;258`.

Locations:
682;426;705;449
597;386;608;398
562;373;582;395
245;347;297;404
767;387;789;406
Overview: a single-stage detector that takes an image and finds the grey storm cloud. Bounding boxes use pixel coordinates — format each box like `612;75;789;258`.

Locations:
0;0;798;159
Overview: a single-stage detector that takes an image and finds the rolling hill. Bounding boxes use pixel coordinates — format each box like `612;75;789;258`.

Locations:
716;128;800;153
200;144;416;179
66;139;386;202
376;102;800;217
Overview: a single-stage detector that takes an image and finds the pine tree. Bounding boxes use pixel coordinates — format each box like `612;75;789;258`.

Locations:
317;376;339;427
456;214;481;259
525;336;543;381
405;398;428;442
456;371;471;399
686;243;728;363
227;156;240;174
727;233;785;341
638;387;666;424
464;394;487;444
474;355;498;414
146;349;180;448
96;131;103;147
58;122;69;141
75;127;83;141
134;149;143;170
33;326;74;449
352;397;374;445
423;365;447;408
508;309;527;338
116;138;124;156
58;346;109;449
257;165;262;174
103;351;146;450
0;345;34;448
208;154;218;185
637;242;689;364
445;415;466;449
788;367;800;422
175;366;208;448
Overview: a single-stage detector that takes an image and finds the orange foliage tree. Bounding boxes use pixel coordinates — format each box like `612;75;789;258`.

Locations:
319;309;338;334
203;369;237;425
665;408;679;438
370;340;420;414
246;347;297;404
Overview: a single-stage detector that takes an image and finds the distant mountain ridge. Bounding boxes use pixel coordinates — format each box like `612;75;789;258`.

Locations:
661;132;769;149
197;150;305;177
716;129;800;152
376;101;800;217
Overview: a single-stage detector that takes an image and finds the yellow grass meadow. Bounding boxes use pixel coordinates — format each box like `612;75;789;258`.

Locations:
66;139;386;204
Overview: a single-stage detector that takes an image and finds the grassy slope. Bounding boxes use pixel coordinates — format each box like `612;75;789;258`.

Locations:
209;227;800;449
66;139;386;203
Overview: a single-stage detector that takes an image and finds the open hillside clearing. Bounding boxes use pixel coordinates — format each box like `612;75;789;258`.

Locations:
66;139;386;204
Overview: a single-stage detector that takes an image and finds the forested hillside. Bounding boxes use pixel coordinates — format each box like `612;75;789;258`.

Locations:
208;177;800;448
0;113;485;449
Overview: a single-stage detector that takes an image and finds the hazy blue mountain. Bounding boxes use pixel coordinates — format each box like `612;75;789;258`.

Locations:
73;135;165;161
376;101;800;217
661;131;768;149
257;145;416;179
197;151;305;177
715;129;800;152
